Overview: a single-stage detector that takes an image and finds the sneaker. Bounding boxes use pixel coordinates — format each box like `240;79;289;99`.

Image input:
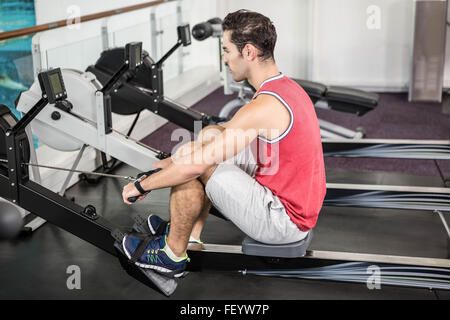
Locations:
147;214;170;236
122;234;188;278
147;214;202;245
187;238;204;251
188;238;203;245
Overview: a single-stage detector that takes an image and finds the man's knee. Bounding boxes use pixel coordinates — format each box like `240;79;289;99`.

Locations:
172;178;204;195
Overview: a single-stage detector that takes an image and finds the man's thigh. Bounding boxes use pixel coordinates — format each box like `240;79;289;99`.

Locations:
204;162;307;244
199;145;256;186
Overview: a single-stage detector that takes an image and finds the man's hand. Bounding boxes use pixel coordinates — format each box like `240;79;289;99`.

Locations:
122;182;146;205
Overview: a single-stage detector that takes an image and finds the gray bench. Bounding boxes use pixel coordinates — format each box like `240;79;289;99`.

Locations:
293;79;379;116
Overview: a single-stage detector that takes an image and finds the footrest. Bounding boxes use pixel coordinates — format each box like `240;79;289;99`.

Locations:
111;229;178;297
241;230;313;258
325;86;379;116
132;214;151;234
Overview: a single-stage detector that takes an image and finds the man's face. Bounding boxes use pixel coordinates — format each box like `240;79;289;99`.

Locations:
222;30;248;82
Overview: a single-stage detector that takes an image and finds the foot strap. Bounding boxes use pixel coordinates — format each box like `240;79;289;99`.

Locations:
129;236;154;265
111;229;178;297
155;221;169;236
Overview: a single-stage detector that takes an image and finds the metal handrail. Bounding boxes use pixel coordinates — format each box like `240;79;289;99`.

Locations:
0;0;175;41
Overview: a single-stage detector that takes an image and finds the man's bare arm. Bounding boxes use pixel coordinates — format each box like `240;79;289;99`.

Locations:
122;95;287;203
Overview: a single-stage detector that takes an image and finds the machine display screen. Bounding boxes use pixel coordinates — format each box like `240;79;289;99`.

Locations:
49;73;63;96
38;68;67;103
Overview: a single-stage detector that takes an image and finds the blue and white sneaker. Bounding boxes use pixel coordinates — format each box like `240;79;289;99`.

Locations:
122;234;188;278
147;214;202;245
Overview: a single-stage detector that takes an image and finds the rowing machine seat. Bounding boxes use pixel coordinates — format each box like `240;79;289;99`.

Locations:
241;230;313;258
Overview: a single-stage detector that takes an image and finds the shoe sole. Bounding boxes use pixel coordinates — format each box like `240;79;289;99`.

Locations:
122;236;184;278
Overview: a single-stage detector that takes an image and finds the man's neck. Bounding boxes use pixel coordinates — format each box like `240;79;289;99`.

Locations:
247;62;280;91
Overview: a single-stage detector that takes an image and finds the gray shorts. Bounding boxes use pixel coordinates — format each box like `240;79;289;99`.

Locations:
205;146;308;244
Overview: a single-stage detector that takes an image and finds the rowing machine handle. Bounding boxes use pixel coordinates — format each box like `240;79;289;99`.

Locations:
128;168;162;203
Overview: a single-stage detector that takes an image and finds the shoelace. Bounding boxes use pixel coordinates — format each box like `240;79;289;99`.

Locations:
145;237;163;255
146;235;191;264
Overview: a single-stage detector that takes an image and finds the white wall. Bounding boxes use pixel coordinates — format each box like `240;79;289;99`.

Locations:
311;0;414;89
217;0;447;91
34;0;149;24
33;0;155;71
33;0;219;78
32;0;448;95
217;0;312;80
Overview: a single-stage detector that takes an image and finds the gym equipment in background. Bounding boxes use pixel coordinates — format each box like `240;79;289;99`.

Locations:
86;25;225;134
0;198;23;240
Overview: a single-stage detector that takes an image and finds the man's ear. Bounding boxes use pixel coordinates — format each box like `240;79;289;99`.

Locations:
243;43;258;61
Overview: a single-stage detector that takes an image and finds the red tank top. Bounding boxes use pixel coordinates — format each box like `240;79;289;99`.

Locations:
251;74;326;232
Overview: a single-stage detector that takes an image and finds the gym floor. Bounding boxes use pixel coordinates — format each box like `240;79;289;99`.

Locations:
0;88;449;300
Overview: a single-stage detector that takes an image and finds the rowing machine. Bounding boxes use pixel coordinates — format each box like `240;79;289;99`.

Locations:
2;68;450;296
87;24;225;133
0;67;185;295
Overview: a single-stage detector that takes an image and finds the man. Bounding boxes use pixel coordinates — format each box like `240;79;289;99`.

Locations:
121;10;326;277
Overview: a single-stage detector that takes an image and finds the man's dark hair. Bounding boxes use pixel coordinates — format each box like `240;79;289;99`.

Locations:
222;9;277;61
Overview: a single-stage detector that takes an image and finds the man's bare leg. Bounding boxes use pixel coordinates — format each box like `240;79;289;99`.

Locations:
186;125;224;242
187;124;255;242
166;163;218;256
166;125;224;256
166;178;206;257
189;195;211;241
